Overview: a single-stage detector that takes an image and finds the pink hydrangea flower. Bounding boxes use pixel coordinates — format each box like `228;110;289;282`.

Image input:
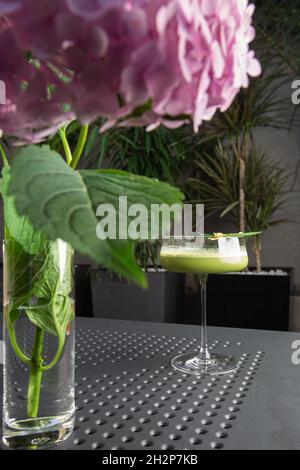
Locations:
0;0;261;141
0;18;73;142
120;0;261;131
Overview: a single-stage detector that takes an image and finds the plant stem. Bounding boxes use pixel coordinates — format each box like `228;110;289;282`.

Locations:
234;133;249;233
27;326;44;418
252;236;262;273
0;141;8;167
239;154;246;233
7;321;31;366
58;128;73;165
71;125;89;169
41;334;64;372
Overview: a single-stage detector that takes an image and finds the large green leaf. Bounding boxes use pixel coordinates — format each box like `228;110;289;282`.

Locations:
79;168;182;223
0;163;46;254
9;145;183;286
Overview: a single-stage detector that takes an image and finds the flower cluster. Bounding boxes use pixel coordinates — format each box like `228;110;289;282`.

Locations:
0;0;261;142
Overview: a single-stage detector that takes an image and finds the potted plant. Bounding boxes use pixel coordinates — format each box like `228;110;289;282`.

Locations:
190;142;296;331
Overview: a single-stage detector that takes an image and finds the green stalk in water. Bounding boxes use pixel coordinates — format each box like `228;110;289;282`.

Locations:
27;327;44;418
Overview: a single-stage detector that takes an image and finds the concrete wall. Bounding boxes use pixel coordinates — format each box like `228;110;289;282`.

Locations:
254;125;300;288
253;88;300;331
252;76;300;287
254;122;300;332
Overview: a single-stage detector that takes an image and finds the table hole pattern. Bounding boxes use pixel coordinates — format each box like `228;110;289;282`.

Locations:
75;329;246;366
72;345;264;450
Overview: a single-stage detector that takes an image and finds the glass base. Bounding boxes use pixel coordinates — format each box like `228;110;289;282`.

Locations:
2;413;75;449
171;352;239;376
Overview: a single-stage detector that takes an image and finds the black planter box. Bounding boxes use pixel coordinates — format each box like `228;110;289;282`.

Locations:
91;270;185;323
206;268;294;332
75;264;93;318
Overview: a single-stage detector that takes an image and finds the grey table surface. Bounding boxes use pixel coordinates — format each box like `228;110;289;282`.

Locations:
1;317;300;450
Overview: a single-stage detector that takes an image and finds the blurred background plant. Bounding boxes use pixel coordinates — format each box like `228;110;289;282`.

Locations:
190;141;297;271
254;0;300;76
78;125;191;181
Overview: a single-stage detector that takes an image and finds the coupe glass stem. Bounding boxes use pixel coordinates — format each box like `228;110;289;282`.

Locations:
198;274;211;363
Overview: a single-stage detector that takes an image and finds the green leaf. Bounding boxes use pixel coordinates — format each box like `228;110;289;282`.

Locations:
220;201;240;218
9;145;183;287
31;241;73;300
3;237;35;325
26;295;73;338
0;164;46;254
5;237;74;338
78;168;182;212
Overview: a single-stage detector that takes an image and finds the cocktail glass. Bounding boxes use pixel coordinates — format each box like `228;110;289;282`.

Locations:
160;235;249;376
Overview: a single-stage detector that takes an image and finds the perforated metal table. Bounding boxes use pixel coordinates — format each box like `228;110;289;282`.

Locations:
2;318;300;450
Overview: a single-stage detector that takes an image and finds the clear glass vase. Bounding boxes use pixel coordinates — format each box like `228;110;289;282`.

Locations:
2;237;75;449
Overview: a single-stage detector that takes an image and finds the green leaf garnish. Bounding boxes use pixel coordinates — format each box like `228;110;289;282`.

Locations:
204;232;262;239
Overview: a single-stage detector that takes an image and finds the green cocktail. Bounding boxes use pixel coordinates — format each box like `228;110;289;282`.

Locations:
161;235;250;376
160;248;248;274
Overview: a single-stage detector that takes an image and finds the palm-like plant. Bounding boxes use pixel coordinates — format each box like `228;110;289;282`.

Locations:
190;142;294;271
101;126;190;184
